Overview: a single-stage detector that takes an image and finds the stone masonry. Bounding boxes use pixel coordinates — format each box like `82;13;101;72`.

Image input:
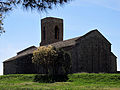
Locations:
3;17;117;75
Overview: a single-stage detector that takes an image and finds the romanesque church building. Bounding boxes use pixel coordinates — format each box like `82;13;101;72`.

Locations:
3;17;117;75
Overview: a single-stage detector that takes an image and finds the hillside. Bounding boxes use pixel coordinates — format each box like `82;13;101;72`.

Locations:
1;73;120;89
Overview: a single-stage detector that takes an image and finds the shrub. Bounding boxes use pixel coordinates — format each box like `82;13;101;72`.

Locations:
32;45;71;75
33;74;68;83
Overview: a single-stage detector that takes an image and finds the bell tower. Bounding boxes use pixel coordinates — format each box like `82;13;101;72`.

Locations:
40;17;63;46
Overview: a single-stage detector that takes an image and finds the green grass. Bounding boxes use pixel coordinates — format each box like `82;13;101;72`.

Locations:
1;73;120;90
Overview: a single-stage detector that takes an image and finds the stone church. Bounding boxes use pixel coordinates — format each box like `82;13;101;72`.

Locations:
3;17;117;75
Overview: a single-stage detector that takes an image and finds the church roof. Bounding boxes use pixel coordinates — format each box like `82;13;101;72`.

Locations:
50;29;111;48
3;29;111;63
50;36;79;48
3;46;37;63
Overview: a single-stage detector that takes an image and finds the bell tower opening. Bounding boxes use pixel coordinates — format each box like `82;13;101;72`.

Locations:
55;26;59;40
40;17;63;46
43;27;45;40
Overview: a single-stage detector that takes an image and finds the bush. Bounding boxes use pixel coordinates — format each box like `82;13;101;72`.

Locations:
32;45;71;75
33;74;68;83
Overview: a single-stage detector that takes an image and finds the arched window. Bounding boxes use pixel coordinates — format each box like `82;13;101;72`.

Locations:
43;27;45;40
55;26;59;39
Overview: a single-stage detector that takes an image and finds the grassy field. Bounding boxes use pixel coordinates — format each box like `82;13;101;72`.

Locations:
1;73;120;90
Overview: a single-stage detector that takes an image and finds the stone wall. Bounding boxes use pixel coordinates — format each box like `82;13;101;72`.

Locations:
16;54;35;74
3;54;36;75
109;52;117;73
3;30;117;74
3;60;17;75
63;31;117;73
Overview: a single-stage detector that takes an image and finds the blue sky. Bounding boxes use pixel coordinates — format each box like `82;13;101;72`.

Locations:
0;0;120;75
